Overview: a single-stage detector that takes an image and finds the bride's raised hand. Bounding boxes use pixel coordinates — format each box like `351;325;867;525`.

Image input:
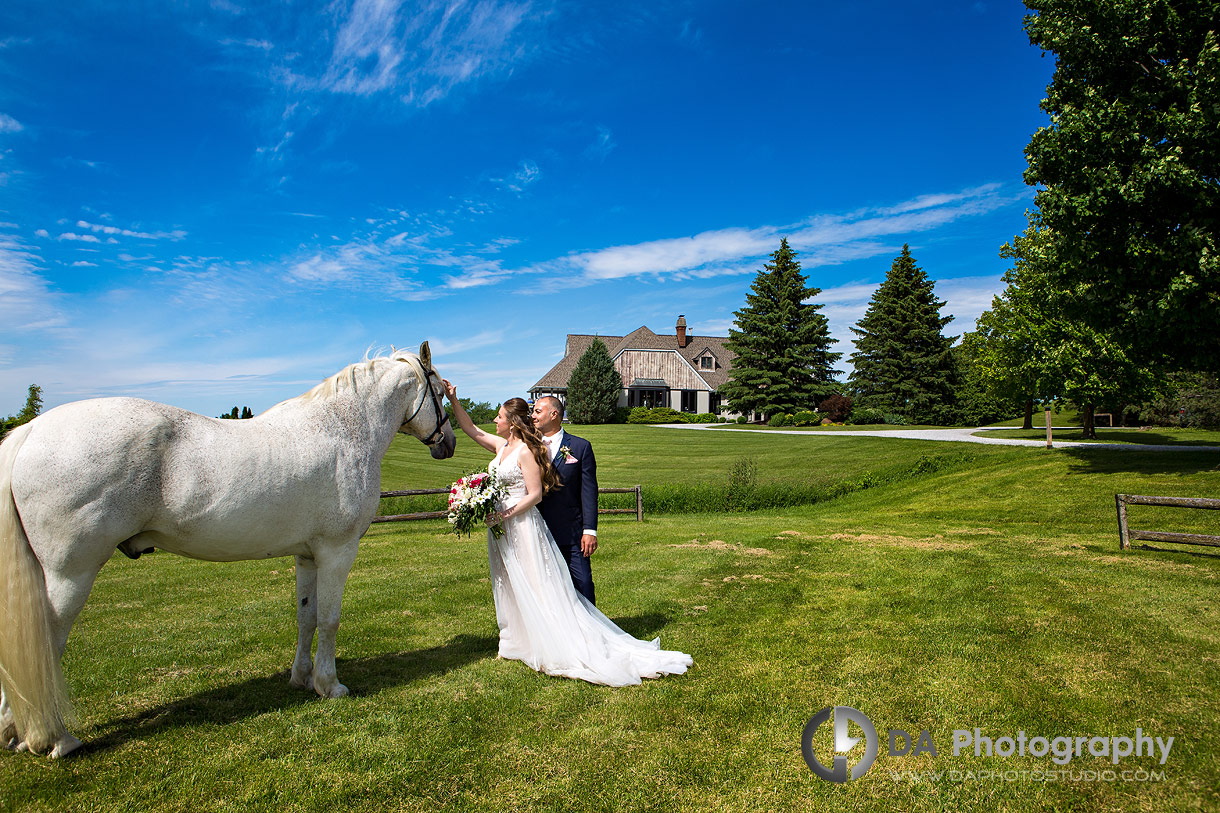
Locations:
441;379;458;400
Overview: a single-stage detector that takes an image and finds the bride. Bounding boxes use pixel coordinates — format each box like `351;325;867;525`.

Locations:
442;383;692;686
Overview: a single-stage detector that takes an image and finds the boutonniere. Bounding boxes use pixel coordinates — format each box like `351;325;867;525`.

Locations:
559;444;578;464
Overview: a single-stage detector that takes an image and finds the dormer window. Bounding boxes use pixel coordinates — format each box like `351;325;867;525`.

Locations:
700;356;714;370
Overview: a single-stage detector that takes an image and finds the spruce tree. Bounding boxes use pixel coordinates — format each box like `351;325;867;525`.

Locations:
848;245;958;423
15;384;42;424
719;238;840;419
566;338;622;424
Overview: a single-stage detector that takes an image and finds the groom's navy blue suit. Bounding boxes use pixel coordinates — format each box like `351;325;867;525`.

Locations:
538;431;598;605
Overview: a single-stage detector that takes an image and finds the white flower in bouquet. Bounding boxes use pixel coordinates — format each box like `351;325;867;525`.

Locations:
446;468;508;538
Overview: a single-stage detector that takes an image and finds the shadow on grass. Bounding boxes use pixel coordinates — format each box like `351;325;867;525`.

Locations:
1131;543;1220;560
79;613;673;754
1063;447;1220;475
81;632;498;753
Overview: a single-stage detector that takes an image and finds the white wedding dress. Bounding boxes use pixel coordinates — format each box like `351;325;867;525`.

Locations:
486;446;692;686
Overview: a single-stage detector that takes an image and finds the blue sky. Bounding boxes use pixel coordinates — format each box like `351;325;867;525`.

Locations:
0;1;1053;416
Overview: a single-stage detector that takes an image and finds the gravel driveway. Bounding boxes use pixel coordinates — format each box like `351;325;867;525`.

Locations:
650;424;1220;451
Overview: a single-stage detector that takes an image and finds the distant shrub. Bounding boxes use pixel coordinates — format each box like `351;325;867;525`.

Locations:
627;406;689;424
819;394;853;422
768;413;789;427
736;415;748;424
850;407;886;425
725;455;758;511
793;410;819;426
610;407;632;424
692;412;718;423
882;413;908;426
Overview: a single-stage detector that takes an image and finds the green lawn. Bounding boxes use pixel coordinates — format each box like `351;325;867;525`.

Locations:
2;429;1219;811
703;422;949;431
977;427;1220;446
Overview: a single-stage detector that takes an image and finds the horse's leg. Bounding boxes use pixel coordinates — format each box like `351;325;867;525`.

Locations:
289;555;318;690
0;688;15;749
37;564;105;758
310;541;359;699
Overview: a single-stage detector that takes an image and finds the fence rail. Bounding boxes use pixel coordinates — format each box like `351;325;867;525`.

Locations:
371;485;644;524
1115;493;1220;550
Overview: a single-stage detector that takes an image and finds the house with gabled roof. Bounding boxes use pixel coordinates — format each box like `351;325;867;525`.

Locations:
529;315;736;415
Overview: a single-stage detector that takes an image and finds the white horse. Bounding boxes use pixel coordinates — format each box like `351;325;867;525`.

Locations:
0;344;455;758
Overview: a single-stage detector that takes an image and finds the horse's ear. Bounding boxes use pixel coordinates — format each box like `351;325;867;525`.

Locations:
419;341;432;370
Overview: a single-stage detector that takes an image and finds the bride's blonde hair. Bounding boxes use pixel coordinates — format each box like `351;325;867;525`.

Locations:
503;398;562;494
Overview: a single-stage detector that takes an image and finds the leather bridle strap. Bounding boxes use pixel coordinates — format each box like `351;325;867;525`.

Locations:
402;357;450;445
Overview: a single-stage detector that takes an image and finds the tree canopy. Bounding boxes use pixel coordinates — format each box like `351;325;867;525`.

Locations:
971;223;1156;437
719;238;840;419
848;245;958;424
1;384;43;439
1021;0;1220;370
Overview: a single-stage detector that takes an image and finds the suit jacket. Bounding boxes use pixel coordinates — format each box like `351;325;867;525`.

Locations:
537;431;597;547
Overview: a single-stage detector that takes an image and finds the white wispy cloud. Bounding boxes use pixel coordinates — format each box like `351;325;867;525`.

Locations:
519;184;1021;291
71;260;99;267
426;328;509;358
584;125;616;160
282;0;533;107
58;232;103;243
76;219;187;240
0;113;22;133
0;233;66;332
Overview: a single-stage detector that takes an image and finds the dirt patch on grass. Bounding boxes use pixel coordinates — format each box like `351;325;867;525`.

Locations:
672;538;772;556
826;532;974;551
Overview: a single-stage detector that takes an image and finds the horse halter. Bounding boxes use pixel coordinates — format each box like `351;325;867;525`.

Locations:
402;359;450;446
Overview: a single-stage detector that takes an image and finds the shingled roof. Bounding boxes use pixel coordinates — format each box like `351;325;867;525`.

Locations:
532;325;735;391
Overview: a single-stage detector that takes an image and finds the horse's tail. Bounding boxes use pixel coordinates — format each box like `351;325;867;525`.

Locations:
0;421;72;753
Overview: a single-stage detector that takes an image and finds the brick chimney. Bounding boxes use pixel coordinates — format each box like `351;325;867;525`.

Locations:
676;314;688;348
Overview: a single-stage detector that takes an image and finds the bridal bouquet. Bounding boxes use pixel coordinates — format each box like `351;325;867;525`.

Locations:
447;469;507;538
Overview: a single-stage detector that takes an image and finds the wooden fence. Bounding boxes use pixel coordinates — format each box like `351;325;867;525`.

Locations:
1115;493;1220;550
371;485;644;524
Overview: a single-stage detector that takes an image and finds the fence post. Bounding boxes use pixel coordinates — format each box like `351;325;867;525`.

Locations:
1116;494;1130;550
635;485;643;522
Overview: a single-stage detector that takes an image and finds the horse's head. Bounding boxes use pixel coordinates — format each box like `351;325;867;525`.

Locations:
397;341;456;459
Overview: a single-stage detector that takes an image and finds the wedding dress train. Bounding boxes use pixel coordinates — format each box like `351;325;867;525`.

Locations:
486;447;692;686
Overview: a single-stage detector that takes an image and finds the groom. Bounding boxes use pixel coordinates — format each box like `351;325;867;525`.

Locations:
531;396;598;605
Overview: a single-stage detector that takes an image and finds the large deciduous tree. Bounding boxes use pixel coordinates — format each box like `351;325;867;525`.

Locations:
848;245;958;424
566;338;622;424
971;223;1156;438
719;238;841;420
1021;0;1220;370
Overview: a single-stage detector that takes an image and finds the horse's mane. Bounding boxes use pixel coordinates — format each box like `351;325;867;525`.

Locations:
280;348;420;407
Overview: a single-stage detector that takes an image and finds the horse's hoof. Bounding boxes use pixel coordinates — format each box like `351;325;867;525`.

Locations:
50;735;83;759
315;682;349;699
289;672;313;690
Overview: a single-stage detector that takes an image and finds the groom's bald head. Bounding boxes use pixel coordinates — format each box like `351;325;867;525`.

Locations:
532;396;563;434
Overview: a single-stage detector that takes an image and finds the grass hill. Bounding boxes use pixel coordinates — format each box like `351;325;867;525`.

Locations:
2;428;1217;811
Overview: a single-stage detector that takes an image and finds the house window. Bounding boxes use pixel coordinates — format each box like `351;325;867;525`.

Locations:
681;390;697;412
700;356;714;370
